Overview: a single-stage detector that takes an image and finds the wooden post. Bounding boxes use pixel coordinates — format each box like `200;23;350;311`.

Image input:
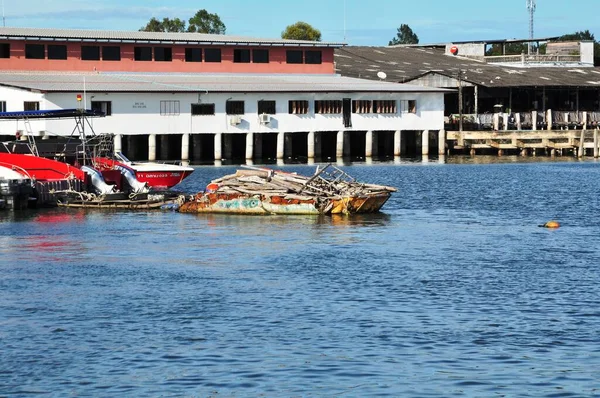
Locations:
516;113;522;130
532;110;537;130
503;112;509;131
583;111;588;130
547;109;553;131
493;113;500;131
578;130;584;158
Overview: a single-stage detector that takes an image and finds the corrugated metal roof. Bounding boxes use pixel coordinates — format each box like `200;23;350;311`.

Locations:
335;46;600;87
0;72;450;93
0;27;344;47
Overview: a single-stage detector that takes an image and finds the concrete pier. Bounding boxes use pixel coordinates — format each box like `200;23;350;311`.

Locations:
307;131;315;159
246;132;254;160
594;130;599;158
394;130;401;156
365;130;373;158
181;133;190;162
113;134;122;155
148;133;156;161
422;130;429;156
438;130;446;155
276;132;284;160
214;132;222;161
336;131;344;159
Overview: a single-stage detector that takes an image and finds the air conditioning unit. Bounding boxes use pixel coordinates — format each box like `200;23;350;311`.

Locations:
230;115;242;125
259;113;271;124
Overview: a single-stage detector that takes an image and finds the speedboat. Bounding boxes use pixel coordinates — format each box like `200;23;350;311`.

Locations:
94;152;194;189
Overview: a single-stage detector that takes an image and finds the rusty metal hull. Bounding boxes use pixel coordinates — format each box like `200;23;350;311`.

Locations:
179;192;391;215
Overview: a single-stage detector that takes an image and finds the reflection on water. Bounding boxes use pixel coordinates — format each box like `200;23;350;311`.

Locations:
1;162;600;397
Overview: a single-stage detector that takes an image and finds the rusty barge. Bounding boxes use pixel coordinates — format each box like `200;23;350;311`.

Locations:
179;164;396;215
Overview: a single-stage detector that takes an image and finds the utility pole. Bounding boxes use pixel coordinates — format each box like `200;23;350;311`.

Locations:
526;0;536;55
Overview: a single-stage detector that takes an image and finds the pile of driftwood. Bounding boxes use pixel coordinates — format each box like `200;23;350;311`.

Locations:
207;164;397;199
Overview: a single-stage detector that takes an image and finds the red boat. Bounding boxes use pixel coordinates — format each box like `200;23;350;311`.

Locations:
0;153;85;181
94;152;194;189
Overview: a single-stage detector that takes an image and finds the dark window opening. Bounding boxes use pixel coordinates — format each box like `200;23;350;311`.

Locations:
315;100;342;114
233;49;251;63
373;100;397;114
286;50;303;64
134;47;152;61
205;48;221;62
258;100;276;115
0;43;9;58
191;103;215;115
91;101;112;116
352;100;372;113
81;45;100;61
154;47;172;62
252;49;269;63
25;44;45;59
289;100;309;114
226;100;245;115
24;101;39;111
305;50;322;64
47;44;67;60
185;48;202;62
0;101;6;112
102;46;121;61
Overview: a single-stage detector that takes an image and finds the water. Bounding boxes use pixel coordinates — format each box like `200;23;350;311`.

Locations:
1;158;600;397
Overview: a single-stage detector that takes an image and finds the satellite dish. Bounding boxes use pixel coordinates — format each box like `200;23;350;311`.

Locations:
377;71;387;80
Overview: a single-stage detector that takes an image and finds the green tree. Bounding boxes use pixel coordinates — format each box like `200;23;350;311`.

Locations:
140;10;226;34
281;21;322;41
389;24;419;45
187;9;226;34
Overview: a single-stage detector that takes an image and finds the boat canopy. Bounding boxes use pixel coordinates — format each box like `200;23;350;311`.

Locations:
0;109;104;120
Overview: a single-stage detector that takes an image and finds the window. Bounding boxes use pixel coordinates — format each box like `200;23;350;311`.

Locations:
191;103;215;115
0;101;6;112
102;46;121;61
226;100;244;115
305;50;322;64
91;101;112;116
185;48;202;62
24;101;39;111
252;49;269;63
134;47;152;61
373;100;397;114
25;44;44;59
81;45;100;61
0;43;9;58
400;100;417;114
205;48;221;62
315;100;342;114
47;44;67;60
160;100;180;116
154;47;172;62
258;100;276;115
288;100;309;114
233;49;251;63
352;100;372;114
286;50;303;64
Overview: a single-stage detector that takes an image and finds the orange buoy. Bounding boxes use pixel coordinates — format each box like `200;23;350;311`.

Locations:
542;220;560;229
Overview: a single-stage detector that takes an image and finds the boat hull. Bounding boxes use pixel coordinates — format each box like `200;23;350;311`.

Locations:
179;192;391;215
134;169;194;189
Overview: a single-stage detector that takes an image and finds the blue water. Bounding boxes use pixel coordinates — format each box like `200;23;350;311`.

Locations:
1;158;600;397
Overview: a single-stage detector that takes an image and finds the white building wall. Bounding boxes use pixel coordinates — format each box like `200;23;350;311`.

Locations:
0;87;48;136
0;89;445;136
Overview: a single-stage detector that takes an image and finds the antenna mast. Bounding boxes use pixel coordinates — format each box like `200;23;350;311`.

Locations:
526;0;536;55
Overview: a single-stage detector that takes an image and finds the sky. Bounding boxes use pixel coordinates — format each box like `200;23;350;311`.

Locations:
2;0;600;45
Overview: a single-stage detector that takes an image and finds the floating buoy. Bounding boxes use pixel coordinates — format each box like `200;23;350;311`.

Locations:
542;220;560;229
